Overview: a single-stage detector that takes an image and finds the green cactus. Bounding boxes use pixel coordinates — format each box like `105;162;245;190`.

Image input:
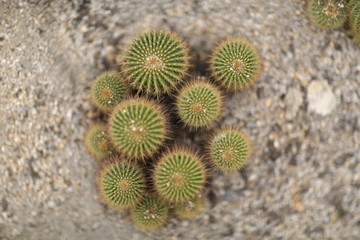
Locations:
122;30;190;95
108;97;169;160
97;161;145;209
349;0;360;11
153;148;206;203
210;39;261;91
91;72;128;112
85;28;262;229
84;123;112;160
349;0;360;44
131;194;169;230
176;78;223;128
307;0;347;29
207;127;250;172
174;196;203;219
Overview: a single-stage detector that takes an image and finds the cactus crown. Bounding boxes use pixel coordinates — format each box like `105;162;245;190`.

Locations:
131;194;169;230
91;72;128;112
176;78;223;128
207;127;250;171
307;0;347;29
210;39;261;91
97;161;146;209
123;30;190;95
153;148;206;203
174;196;203;219
84;123;112;160
109;97;169;160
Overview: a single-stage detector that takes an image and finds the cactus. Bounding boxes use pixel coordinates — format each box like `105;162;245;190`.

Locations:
84;123;112;160
174;196;203;219
91;72;128;112
131;194;169;230
210;38;261;91
97;161;145;209
122;30;190;95
349;0;360;44
176;78;223;128
307;0;347;29
207;127;250;171
85;30;260;229
108;97;169;160
153;148;206;203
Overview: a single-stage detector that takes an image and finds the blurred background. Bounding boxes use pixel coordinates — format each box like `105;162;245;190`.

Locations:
1;0;359;239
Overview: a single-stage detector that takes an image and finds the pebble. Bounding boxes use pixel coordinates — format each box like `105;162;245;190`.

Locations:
47;200;55;208
285;88;303;119
307;80;337;116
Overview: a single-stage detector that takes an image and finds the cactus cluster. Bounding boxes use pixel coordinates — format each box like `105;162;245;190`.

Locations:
306;0;360;47
85;29;259;229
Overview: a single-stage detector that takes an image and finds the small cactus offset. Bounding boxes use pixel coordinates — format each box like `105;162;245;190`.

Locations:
210;39;261;91
108;97;169;160
153;148;206;203
122;30;190;95
131;194;169;230
97;160;146;209
174;196;203;219
176;78;223;128
84;123;112;160
91;72;128;112
207;127;251;172
307;0;347;29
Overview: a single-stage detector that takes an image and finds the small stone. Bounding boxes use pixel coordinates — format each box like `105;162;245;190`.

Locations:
307;80;337;116
47;200;55;208
285;88;303;119
293;200;304;212
18;106;28;120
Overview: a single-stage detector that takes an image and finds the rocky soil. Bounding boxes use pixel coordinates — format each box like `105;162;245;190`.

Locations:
1;0;359;239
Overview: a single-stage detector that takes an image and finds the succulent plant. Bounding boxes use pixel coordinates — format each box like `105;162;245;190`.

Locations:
349;0;360;10
153;148;206;203
207;127;250;172
131;194;169;230
122;29;190;95
84;123;112;160
91;72;128;112
174;196;203;219
86;29;260;229
108;97;169;161
307;0;347;29
176;78;223;128
349;0;360;44
209;38;261;91
97;161;145;209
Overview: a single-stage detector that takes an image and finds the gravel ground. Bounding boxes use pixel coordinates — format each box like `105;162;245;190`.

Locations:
1;0;360;239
